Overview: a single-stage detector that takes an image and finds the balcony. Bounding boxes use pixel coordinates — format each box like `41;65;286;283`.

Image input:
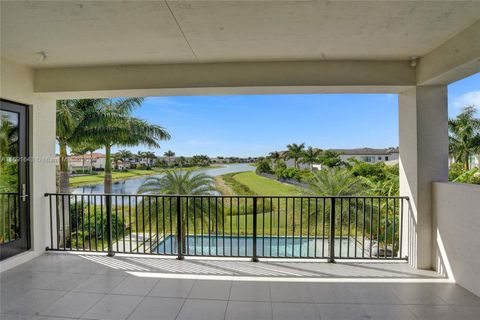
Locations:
1;1;480;319
2;193;480;319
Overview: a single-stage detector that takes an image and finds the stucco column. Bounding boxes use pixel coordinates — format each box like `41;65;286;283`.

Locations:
30;96;57;252
398;86;449;269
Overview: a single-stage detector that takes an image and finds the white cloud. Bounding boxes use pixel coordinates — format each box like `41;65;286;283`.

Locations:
451;91;480;110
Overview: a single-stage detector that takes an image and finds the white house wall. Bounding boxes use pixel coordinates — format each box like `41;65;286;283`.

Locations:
432;182;480;296
0;57;56;271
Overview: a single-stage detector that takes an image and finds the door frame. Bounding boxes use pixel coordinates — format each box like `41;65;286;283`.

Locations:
0;98;31;260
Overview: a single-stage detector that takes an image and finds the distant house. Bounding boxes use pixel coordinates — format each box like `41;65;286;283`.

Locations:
330;147;399;164
449;154;480;170
55;153;107;173
284;147;399;170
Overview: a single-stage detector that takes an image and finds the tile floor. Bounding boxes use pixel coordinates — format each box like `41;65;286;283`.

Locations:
1;253;479;320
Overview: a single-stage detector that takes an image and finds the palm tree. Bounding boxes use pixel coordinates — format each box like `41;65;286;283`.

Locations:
116;149;133;162
76;98;171;193
139;171;216;254
139;171;216;195
56;99;86;193
301;146;322;171
143;151;156;167
70;143;102;173
285;143;305;168
308;168;364;196
164;150;175;166
56;99;100;245
113;149;133;170
449;106;480;170
268;151;281;169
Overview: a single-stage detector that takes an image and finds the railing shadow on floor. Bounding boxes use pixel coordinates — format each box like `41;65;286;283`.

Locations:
66;252;449;283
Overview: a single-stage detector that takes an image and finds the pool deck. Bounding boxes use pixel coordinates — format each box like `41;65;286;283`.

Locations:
2;252;479;320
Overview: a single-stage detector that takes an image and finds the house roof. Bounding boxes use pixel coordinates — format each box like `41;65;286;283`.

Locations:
330;147;399;156
69;153;106;160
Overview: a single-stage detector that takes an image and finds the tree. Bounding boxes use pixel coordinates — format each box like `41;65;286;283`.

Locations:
138;171;216;253
75;98;170;193
308;168;364;196
56;99;90;193
190;154;210;167
256;159;273;174
301;146;322;171
164;150;175;166
178;156;187;167
115;149;133;162
71;142;102;174
285;143;305;169
56;99;101;245
268;151;282;169
318;150;346;168
0;113;19;193
449;106;480;170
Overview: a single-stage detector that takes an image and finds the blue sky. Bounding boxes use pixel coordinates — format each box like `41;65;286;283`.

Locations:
115;73;479;157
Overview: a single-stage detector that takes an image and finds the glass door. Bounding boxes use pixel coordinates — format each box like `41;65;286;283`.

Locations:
1;99;30;260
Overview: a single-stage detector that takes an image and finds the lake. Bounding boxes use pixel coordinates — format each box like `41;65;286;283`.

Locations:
72;163;255;195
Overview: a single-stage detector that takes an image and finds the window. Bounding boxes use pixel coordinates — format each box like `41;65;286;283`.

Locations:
378;156;382;160
385;156;389;161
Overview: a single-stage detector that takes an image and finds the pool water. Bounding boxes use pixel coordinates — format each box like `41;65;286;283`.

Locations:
155;235;367;258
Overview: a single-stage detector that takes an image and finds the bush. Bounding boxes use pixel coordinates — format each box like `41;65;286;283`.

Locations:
350;162;387;181
73;169;91;174
275;167;305;181
256;159;273;174
448;162;465;181
452;168;480;185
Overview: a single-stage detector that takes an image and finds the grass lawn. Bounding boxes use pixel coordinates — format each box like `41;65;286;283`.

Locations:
231;171;304;196
69;169;159;187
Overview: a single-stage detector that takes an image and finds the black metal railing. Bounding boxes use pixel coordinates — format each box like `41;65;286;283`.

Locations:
45;193;409;261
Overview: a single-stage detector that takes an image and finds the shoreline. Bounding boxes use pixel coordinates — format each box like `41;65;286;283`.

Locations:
69;165;224;188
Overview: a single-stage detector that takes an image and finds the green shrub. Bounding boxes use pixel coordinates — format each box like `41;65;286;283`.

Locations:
256;159;273;174
448;162;465;181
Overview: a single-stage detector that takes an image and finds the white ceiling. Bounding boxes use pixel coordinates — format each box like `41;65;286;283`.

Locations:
1;0;480;68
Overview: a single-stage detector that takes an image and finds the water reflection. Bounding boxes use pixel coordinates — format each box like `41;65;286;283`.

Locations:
72;163;255;195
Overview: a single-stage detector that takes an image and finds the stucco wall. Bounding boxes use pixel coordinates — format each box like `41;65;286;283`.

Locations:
432;182;480;296
0;57;56;271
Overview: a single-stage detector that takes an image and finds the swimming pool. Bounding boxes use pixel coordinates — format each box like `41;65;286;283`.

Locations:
155;235;367;258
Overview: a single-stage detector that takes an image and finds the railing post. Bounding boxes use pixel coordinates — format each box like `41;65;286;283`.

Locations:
329;197;336;263
176;196;184;260
252;197;259;262
106;194;115;257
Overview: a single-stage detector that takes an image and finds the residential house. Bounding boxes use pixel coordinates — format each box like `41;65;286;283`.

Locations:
55;153;107;173
331;147;399;164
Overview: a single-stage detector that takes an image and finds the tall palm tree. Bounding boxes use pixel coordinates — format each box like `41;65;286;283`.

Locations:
268;151;281;169
449;106;480;170
301;146;322;171
308;168;364;196
56;99;101;245
56;99;87;193
139;171;216;254
164;150;175;166
76;98;171;193
285;143;305;169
